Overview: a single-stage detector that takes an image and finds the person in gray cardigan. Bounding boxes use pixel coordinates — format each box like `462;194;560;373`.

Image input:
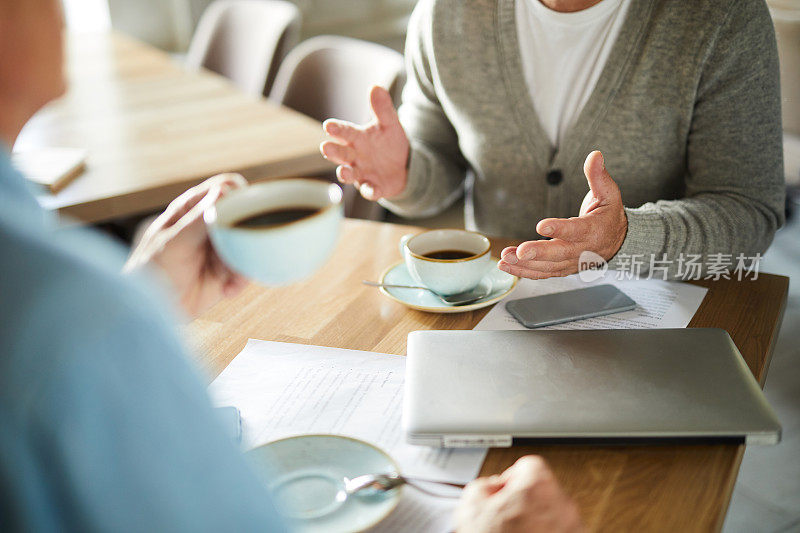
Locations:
321;0;785;280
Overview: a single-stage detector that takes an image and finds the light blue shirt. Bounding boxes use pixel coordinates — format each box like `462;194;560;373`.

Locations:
0;150;286;532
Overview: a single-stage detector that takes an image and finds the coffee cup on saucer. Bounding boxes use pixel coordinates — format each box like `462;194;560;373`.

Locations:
204;178;343;286
399;229;493;296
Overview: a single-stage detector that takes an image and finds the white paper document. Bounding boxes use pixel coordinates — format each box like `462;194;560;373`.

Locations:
365;487;457;533
475;270;708;331
208;339;487;485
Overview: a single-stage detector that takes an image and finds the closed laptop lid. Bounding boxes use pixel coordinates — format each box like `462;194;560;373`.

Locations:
403;329;781;447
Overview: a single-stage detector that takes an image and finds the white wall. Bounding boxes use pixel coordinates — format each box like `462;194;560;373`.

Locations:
104;0;414;53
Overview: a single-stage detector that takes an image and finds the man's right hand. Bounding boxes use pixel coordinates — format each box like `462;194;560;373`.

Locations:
455;456;583;533
320;85;409;201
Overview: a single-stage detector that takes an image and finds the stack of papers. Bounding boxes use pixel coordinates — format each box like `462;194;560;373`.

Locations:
209;340;484;532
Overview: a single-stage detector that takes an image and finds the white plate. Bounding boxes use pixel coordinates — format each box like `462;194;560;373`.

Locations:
378;259;518;313
247;435;401;533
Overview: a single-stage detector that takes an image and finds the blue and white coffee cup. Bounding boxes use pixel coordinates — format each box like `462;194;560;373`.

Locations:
399;229;493;295
205;178;343;286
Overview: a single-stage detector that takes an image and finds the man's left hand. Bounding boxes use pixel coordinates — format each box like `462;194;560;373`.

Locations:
498;151;627;280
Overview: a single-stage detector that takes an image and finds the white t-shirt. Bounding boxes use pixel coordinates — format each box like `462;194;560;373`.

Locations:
516;0;631;148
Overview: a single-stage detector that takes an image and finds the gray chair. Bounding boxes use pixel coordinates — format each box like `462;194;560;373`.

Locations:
186;0;301;97
769;1;800;218
270;35;405;123
269;35;406;219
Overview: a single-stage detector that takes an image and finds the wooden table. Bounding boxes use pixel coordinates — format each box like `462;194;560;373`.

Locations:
189;219;789;532
14;33;333;224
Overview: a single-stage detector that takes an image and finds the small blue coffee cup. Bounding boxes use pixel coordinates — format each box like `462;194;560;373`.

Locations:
400;229;493;295
205;179;343;286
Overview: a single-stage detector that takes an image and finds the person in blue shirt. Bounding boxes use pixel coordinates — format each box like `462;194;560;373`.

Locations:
0;1;582;532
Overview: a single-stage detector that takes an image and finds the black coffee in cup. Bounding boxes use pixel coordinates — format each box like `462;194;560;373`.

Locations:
422;249;475;260
233;206;320;229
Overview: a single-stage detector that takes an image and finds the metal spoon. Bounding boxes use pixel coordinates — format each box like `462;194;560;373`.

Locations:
362;280;491;306
344;472;464;499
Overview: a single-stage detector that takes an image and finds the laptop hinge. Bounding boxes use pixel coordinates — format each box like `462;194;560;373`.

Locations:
443;435;513;448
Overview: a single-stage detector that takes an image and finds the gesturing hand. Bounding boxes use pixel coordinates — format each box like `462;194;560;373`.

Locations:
320;85;410;201
498;151;628;280
124;174;249;319
455;456;583;533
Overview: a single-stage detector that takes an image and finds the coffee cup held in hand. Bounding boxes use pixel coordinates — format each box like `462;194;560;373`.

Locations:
204;179;343;285
399;229;493;295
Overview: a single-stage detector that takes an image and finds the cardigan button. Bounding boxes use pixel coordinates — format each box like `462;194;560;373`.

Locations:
546;169;563;185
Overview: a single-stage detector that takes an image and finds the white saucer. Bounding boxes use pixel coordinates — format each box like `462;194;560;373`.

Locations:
378;259;518;313
247;435;401;532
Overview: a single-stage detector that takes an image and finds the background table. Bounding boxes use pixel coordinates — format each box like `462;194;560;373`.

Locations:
14;33;333;224
188;219;789;532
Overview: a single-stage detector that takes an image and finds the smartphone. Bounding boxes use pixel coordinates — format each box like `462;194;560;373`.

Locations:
505;284;636;328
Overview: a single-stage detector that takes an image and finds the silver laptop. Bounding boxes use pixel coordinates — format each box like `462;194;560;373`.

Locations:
403;329;781;447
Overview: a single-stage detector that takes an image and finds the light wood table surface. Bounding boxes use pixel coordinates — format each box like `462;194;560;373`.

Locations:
188;219;789;532
14;33;333;224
